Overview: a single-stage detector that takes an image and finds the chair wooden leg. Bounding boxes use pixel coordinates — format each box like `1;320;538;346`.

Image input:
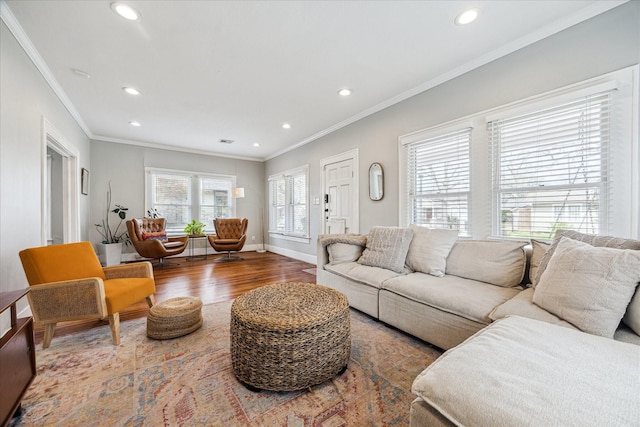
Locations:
108;313;121;346
146;295;156;307
42;323;56;349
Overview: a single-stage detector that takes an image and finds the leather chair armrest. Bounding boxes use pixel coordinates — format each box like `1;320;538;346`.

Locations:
104;261;153;279
168;235;189;244
27;278;107;323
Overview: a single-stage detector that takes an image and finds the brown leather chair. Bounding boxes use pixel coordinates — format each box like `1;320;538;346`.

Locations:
208;218;248;261
126;218;189;265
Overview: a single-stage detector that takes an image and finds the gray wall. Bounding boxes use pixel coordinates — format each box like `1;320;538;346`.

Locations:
0;21;91;302
265;1;640;258
90;140;265;252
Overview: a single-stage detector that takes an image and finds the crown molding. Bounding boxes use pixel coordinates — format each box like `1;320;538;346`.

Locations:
1;0;93;138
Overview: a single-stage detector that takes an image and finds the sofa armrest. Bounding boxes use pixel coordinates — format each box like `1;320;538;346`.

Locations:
27;278;107;323
104;261;153;279
317;237;330;269
317;233;367;269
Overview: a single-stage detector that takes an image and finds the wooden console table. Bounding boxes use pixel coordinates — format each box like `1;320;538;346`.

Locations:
0;289;36;426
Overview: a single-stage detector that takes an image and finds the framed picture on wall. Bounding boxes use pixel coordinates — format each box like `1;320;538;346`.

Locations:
81;168;89;195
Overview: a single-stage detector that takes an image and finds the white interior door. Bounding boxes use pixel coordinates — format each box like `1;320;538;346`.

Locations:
321;150;358;234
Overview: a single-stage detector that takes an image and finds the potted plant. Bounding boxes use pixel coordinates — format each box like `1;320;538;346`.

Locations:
184;219;206;236
95;182;129;266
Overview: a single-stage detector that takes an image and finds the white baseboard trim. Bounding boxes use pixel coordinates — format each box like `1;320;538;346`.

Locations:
266;245;317;265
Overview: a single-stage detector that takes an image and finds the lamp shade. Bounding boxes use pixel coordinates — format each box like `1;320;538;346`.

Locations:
232;187;245;198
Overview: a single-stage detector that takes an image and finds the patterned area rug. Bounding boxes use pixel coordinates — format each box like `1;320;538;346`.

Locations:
10;301;441;426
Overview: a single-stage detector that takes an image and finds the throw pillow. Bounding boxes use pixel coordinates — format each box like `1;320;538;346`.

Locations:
405;225;458;277
528;239;551;286
328;243;363;265
142;231;168;241
357;226;414;274
622;290;640;336
532;237;640;338
533;229;640;287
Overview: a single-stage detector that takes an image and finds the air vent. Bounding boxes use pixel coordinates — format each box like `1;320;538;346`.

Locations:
219;139;234;144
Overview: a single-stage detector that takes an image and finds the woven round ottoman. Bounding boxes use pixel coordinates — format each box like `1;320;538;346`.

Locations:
231;282;351;391
147;296;203;340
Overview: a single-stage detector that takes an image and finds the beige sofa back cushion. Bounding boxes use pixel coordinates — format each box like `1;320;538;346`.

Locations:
405;225;458;277
445;240;527;287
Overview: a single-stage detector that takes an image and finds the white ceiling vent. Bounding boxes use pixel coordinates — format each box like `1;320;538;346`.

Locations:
219;139;235;144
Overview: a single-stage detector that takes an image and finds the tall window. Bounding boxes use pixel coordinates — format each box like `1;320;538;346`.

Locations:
489;90;612;239
402;128;471;236
146;168;235;232
268;165;309;238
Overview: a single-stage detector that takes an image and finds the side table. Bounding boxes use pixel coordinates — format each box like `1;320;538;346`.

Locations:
0;288;36;426
187;234;209;261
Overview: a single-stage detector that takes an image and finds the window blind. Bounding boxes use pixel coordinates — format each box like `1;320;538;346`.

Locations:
405;128;471;236
489;91;612;239
268;166;309;238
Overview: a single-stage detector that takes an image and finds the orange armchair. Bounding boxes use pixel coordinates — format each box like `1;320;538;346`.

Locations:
19;241;156;348
208;218;248;261
127;218;189;264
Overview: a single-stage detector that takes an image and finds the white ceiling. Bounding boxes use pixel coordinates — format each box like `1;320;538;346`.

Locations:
2;0;625;161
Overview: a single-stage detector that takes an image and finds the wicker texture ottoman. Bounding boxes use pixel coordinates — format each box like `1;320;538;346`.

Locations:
231;282;351;391
147;296;203;339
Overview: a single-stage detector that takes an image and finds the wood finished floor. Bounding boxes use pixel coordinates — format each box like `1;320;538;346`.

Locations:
33;251;316;344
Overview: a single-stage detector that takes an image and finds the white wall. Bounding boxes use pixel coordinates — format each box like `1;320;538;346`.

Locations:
90;140;265;252
265;1;640;258
0;21;91;302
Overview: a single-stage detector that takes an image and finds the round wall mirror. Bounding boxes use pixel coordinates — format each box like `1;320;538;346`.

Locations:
369;162;384;201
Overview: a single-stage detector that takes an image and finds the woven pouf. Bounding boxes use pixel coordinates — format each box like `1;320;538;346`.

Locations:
147;296;203;340
231;282;351;391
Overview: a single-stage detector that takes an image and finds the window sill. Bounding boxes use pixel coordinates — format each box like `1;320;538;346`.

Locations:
269;232;311;244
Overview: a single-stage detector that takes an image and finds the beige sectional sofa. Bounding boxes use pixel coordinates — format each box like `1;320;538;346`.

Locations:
317;227;640;426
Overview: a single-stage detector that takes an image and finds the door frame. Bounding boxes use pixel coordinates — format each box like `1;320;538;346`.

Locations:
42;117;80;244
320;149;359;234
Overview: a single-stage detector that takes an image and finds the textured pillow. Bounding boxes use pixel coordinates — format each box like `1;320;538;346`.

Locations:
445;240;528;287
622;290;640;336
328;243;363;265
533;237;640;338
357;226;414;274
405;225;458;277
142;231;168;241
533;229;640;287
528;240;551;286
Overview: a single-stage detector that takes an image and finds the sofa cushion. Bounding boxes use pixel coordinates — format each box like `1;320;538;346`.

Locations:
328;243;363;265
382;272;521;324
489;288;578;330
325;262;403;289
623;290;640;336
533;237;640;338
358;226;414;274
528;239;550;285
445;240;527;287
405;225;458;277
411;316;640;427
533;229;640;287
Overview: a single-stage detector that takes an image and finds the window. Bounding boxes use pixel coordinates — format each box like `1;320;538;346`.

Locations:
401;127;471;236
489;90;612;239
146;168;235;232
268;165;309;239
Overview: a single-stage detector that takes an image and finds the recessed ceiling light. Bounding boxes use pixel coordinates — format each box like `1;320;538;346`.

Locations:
129;121;141;127
253;143;261;147
282;123;291;129
111;2;141;21
338;88;352;97
455;8;479;25
72;68;91;78
122;87;141;95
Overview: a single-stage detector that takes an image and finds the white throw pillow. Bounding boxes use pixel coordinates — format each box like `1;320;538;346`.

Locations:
328;243;363;265
528;240;550;286
405;225;458;277
357;226;414;274
533;237;640;338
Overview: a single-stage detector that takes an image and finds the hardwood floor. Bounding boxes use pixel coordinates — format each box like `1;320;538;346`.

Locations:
33;251;316;344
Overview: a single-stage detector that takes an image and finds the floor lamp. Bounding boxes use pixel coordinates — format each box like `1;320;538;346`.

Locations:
232;187;267;253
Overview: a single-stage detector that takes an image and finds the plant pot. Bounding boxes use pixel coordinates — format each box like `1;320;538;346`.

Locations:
98;242;123;266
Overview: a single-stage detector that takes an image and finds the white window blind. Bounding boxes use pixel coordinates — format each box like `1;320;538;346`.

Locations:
405;128;471;236
151;172;191;227
489;90;612;239
269;166;308;238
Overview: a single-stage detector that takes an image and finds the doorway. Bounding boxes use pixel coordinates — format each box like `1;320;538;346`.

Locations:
42;118;80;245
320;149;359;234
